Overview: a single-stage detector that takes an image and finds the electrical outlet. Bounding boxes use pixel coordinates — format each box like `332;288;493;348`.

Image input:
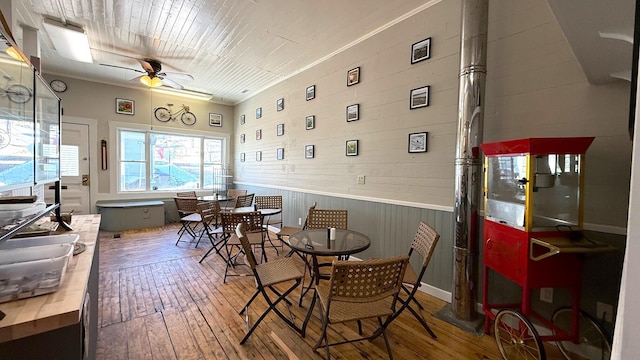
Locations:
298;217;302;226
540;288;553;303
357;175;366;184
596;301;614;323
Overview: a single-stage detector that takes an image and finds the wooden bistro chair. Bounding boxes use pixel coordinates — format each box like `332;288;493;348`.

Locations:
196;200;226;261
223;189;248;210
173;196;202;246
219;210;266;283
235;222;307;345
375;221;440;339
234;193;255;208
254;195;283;253
307;255;409;359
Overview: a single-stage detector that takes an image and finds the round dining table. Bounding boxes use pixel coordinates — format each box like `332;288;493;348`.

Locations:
287;228;371;303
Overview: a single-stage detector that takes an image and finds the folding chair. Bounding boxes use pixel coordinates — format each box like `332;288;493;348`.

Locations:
307;255;409;359
223;189;247;210
197;200;226;262
375;221;440;339
234;193;255;208
255;195;283;254
220;211;266;283
277;202;317;256
174;197;202;245
235;222;306;344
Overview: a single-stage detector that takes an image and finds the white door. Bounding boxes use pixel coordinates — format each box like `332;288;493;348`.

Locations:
45;122;91;214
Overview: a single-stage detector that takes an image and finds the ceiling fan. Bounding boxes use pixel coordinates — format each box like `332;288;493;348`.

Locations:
100;58;194;90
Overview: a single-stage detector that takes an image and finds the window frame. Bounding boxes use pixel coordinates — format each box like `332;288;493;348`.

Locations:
110;121;228;195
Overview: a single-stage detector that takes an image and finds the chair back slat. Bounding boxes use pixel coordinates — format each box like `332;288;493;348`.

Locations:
234;193;255;208
174;197;199;214
255;195;282;210
411;222;440;267
220;211;263;234
176;191;197;198
306;209;347;230
197;200;220;224
328;255;408;303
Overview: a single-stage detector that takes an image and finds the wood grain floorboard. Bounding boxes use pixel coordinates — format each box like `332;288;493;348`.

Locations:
97;224;566;359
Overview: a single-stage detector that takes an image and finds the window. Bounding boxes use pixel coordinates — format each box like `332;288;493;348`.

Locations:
118;129;224;192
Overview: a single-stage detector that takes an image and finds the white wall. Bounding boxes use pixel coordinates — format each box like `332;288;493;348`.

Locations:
234;0;632;230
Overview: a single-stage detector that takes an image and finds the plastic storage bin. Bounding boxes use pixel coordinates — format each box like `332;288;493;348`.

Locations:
0;234;79;250
0;243;74;303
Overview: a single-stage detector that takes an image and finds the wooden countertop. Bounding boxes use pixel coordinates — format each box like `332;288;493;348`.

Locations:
0;214;101;342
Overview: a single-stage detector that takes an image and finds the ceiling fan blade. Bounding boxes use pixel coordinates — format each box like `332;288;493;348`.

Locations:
99;63;145;73
138;58;156;74
160;77;184;90
159;72;194;81
129;75;145;83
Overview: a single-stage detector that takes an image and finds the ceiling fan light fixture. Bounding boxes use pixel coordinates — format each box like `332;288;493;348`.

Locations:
140;75;163;88
43;18;93;63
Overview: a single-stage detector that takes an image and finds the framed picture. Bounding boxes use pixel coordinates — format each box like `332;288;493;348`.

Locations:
411;37;431;64
346;104;359;122
240;114;245;125
306;85;316;101
240;133;245;144
277;148;284;160
408;132;428;153
240;152;245;162
209;113;222;126
277;123;284;136
410;86;430;109
347;67;360;86
306;115;315;130
256;151;262;161
116;98;134;115
346;140;359;156
277;98;284;111
256;107;262;119
256;129;262;140
305;145;314;159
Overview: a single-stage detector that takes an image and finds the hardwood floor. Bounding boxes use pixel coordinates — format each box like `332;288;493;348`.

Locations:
95;225;564;359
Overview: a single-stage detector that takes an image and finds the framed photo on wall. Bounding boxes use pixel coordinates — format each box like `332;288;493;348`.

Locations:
256;129;262;140
410;86;430;109
277;98;284;111
408;132;428;153
305;145;314;159
277;123;284;136
256;107;262;119
240;114;245;125
411;37;431;64
256;151;262;161
116;98;134;115
240;133;245;144
306;115;315;130
209;113;222;126
277;148;284;160
346;104;359;122
347;67;360;86
346;140;359;156
306;85;316;101
240;152;245;162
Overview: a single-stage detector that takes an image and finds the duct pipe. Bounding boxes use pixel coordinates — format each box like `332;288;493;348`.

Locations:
452;0;488;321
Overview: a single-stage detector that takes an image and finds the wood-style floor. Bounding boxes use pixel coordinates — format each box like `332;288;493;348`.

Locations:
95;224;564;359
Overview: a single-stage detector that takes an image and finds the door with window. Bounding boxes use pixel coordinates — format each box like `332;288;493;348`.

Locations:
45;122;90;214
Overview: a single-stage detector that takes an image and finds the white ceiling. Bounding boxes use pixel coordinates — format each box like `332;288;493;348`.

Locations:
7;0;438;105
4;0;636;105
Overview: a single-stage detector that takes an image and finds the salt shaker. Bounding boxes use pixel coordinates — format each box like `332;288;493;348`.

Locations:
330;227;336;240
